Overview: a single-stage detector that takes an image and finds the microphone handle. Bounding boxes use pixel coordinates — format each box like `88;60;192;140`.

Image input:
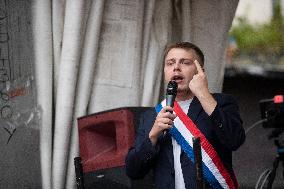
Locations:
164;94;176;135
166;94;175;113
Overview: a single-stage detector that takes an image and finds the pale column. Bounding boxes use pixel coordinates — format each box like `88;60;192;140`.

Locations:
52;1;87;189
65;1;105;188
32;0;53;189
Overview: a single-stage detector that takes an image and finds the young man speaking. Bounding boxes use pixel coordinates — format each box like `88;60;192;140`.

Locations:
126;42;245;189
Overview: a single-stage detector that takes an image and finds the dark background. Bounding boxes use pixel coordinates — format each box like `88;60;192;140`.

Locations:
223;73;284;188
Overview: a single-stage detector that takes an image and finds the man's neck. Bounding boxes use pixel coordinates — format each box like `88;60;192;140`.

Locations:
175;91;194;102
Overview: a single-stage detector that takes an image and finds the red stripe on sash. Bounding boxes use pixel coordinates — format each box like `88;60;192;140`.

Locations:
174;101;236;189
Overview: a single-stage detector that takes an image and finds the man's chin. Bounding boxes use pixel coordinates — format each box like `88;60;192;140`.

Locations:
177;88;191;94
177;85;189;92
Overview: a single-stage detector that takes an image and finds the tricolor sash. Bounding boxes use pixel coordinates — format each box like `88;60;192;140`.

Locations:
155;99;237;189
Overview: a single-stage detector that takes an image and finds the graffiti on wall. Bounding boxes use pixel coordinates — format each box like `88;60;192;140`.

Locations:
0;0;38;144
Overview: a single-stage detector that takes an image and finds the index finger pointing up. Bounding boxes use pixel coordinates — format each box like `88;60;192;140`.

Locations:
194;60;203;74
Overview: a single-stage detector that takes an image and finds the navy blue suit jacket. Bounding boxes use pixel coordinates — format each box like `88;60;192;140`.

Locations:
125;93;245;189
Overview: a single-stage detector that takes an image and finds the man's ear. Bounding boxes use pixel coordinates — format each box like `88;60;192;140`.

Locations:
200;64;205;72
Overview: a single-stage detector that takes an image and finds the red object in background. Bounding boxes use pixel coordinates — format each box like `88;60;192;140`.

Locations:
274;95;284;104
77;108;135;173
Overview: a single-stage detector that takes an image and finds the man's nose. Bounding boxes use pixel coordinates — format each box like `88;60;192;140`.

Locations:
173;62;181;71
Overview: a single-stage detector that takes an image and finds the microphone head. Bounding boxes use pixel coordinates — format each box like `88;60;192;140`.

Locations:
166;80;178;95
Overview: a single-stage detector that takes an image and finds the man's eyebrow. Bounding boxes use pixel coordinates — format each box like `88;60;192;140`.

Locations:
180;58;193;61
165;58;194;62
165;58;176;62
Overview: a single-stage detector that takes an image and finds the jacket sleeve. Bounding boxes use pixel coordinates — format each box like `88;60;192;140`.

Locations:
125;110;159;179
209;94;246;151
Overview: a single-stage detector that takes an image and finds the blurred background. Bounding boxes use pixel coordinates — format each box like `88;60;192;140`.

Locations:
0;0;284;189
224;0;284;188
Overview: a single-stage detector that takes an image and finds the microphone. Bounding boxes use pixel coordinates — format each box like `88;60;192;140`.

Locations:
166;80;178;113
163;81;177;136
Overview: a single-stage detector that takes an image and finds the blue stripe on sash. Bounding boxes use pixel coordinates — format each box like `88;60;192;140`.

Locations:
155;103;163;113
170;127;222;189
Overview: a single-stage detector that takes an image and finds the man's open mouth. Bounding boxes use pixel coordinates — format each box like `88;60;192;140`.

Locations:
172;75;184;82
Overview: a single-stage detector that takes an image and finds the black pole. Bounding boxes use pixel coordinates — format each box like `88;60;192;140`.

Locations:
193;137;204;189
74;157;85;189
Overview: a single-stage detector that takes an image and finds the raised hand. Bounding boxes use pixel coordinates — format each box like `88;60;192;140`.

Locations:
189;60;217;115
188;60;209;98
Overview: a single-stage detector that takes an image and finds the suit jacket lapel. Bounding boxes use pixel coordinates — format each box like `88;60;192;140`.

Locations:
187;96;202;123
162;132;174;167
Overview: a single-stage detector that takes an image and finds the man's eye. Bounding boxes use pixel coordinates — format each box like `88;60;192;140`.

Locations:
166;62;174;66
182;60;193;65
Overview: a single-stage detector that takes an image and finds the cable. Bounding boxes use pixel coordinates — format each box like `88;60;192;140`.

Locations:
245;119;267;135
255;169;270;189
259;170;271;189
247;119;273;189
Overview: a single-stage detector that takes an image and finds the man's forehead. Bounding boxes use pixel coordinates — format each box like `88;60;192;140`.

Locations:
165;48;198;59
165;58;194;62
